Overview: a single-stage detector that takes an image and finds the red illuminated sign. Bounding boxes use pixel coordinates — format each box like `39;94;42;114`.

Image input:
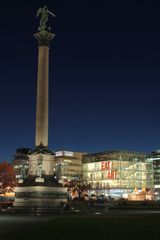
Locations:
101;161;112;170
101;162;118;179
107;170;117;179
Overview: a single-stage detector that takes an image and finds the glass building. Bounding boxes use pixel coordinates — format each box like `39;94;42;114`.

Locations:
146;150;160;200
82;151;154;198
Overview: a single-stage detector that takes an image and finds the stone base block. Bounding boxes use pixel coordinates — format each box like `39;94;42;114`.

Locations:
35;178;44;183
14;186;68;207
18;179;24;184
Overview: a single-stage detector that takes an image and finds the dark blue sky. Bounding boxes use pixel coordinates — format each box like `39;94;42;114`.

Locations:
1;0;160;162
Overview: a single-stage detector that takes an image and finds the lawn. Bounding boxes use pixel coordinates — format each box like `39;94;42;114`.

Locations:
4;213;160;240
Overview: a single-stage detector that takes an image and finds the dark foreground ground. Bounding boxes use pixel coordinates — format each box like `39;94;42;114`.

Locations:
1;210;160;240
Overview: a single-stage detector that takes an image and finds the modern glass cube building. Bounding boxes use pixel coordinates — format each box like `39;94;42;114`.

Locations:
82;150;154;198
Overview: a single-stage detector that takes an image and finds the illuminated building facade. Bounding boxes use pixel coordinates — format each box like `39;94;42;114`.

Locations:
146;150;160;200
82;151;154;198
13;148;156;199
53;151;86;185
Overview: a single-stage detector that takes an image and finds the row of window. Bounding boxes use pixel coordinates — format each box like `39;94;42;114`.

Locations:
62;174;81;177
14;165;28;169
61;163;81;167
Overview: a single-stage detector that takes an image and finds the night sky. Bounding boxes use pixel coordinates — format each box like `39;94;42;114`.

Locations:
1;0;160;162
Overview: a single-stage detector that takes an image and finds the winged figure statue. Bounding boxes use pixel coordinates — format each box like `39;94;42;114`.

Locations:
36;5;56;31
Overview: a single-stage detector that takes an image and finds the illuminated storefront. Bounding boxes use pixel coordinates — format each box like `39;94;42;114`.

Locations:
82;151;154;198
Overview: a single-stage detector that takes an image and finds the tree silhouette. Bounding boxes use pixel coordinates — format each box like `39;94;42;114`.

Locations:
68;178;92;201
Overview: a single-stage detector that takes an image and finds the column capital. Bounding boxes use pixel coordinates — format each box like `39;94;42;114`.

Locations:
33;30;55;47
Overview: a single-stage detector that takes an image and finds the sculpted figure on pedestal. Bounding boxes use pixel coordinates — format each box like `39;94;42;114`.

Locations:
36;5;56;31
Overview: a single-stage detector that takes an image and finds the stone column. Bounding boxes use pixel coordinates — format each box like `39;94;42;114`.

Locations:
34;30;55;148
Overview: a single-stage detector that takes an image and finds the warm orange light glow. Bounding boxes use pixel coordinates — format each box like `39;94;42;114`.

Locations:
0;192;15;197
142;187;146;192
